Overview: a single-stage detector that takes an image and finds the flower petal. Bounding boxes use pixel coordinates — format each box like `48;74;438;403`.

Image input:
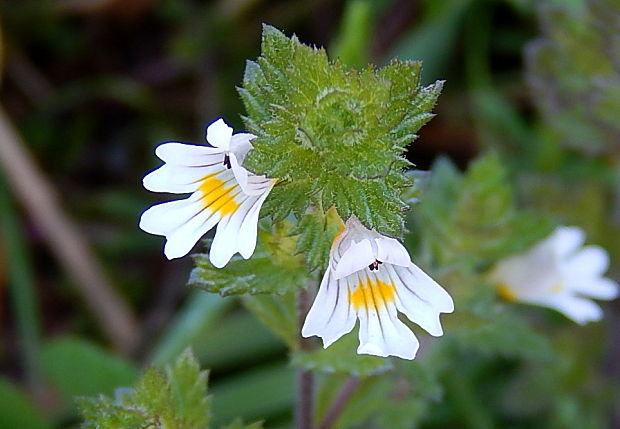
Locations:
567;277;619;300
564;245;609;279
347;271;420;359
155;142;223;166
550;226;585;259
532;294;604;325
208;180;274;267
139;193;203;236
163;209;222;259
143;163;223;194
229;152;250;194
244;175;276;196
386;264;453;337
374;236;412;267
139;193;223;259
236;182;275;258
206;118;233;149
333;239;375;280
229;132;255;162
392;265;454;313
352;271;419;359
302;270;357;347
209;195;253;268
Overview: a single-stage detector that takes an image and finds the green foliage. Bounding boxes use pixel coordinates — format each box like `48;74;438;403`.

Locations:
77;349;240;429
41;338;138;399
189;225;308;296
0;378;51;429
241;293;298;349
331;0;374;67
416;153;554;266
240;25;443;243
452;303;553;361
292;207;344;271
151;292;235;366
314;376;387;428
291;332;393;376
166;350;212;428
220;418;263;429
526;0;620;155
210;363;292;426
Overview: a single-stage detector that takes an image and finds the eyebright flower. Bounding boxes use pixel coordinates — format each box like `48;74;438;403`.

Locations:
490;226;619;324
139;118;275;267
302;216;454;360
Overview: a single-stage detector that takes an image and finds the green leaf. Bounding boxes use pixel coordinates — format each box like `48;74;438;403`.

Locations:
151;292;234;366
416;153;553;266
210;363;294;425
240;25;442;238
292;207;344;271
0;378;51;429
291;331;393;376
189;225;308;296
167;349;211;428
78;348;212;429
241;293;298;349
40;338;138;399
331;0;374;67
220;418;264;429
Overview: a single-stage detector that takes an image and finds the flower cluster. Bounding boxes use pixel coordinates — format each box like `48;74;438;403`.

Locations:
140;118;455;359
139;117;619;360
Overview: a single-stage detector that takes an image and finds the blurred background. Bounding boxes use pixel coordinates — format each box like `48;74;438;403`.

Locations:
1;0;620;428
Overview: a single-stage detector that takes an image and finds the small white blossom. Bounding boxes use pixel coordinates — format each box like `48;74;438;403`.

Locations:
302;216;454;360
490;226;619;324
139;118;275;267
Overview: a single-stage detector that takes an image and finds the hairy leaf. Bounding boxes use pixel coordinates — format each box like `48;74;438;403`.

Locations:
189;225;308;296
240;25;442;238
78;349;211;429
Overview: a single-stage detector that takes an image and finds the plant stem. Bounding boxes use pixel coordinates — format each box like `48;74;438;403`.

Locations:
317;376;361;429
0;107;139;355
296;279;317;429
0;175;42;392
297;368;315;429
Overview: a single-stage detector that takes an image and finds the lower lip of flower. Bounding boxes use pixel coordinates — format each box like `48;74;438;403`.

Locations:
199;174;241;216
349;275;396;311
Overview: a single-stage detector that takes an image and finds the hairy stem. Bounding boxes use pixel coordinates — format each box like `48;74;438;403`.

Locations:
296;278;317;429
317;376;361;429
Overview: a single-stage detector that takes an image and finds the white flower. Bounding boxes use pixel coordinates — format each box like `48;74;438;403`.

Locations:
302;216;454;360
490;226;619;324
139;118;275;267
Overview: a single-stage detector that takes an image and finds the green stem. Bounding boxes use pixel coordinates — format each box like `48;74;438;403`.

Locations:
0;175;42;390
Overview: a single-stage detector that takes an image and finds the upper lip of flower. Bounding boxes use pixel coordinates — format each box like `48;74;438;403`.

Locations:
331;216;414;279
139;118;275;267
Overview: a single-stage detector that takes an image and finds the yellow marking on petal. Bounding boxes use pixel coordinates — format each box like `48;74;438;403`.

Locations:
349;275;396;312
551;284;564;294
199;173;240;216
498;284;518;302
